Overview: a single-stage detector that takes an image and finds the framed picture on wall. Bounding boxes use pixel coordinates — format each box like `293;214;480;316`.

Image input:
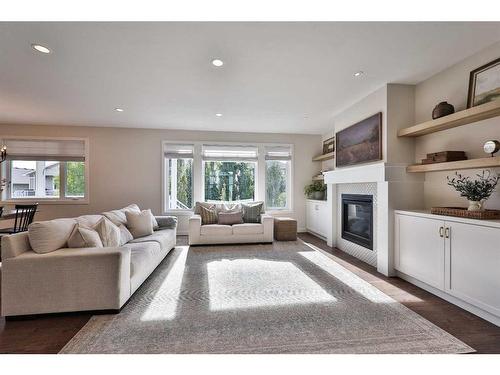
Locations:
335;112;382;168
467;57;500;108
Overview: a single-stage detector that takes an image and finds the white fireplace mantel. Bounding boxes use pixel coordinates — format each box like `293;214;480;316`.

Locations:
323;162;417;185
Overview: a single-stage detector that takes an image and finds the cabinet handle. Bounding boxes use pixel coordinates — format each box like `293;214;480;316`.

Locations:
445;227;450;239
439;227;444;237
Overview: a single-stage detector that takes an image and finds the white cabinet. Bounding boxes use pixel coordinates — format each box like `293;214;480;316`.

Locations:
306;200;328;238
395;214;445;290
395;210;500;326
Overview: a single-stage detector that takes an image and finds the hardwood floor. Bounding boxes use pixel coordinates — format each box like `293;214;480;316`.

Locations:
0;234;499;354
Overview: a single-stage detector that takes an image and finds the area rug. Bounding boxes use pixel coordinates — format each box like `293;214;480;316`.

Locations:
61;239;474;354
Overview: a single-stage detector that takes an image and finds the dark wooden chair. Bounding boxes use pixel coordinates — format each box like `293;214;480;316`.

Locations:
0;204;38;235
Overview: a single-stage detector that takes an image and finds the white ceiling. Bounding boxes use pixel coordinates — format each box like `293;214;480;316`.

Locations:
1;22;500;135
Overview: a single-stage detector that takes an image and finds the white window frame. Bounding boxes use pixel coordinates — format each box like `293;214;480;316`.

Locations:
265;158;292;211
161;140;293;215
0;136;90;205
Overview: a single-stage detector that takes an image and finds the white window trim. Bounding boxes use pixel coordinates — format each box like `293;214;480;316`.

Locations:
161;140;293;215
0;136;90;205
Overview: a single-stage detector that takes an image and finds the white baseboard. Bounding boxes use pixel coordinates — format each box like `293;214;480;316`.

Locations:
396;271;500;327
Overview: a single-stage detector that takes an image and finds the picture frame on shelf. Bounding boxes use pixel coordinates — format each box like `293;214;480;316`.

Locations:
322;137;335;155
467;57;500;108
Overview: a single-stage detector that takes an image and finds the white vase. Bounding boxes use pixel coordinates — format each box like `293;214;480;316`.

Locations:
467;200;484;211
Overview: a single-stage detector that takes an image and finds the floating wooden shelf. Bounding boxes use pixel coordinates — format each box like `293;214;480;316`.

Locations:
312;175;324;181
406;156;500;173
312;152;334;162
398;100;500;137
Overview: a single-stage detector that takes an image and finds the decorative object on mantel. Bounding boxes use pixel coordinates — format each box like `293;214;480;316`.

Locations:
0;144;6;164
483;140;500;157
336;112;382;167
322;137;335;155
421;151;467;165
467;57;500;108
446;170;499;211
432;101;455;119
430;206;500;220
304;181;327;200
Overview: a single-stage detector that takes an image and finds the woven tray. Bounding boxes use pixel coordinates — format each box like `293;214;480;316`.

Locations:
431;207;500;220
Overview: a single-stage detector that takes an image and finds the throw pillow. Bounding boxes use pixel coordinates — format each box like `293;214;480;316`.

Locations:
102;204;141;226
94;217;121;247
67;224;104;248
200;205;218;225
125;210;154;238
118;224;134;246
242;202;264;223
28;218;77;254
218;210;243;225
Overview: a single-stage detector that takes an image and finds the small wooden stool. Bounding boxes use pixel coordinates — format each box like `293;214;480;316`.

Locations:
273;217;297;241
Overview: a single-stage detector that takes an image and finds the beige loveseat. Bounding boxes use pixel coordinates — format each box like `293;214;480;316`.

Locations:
188;202;274;245
1;205;177;318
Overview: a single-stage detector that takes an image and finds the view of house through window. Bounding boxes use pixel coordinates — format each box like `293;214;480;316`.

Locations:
10;160;60;198
204;161;255;202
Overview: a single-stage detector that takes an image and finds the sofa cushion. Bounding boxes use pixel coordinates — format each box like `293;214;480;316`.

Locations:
232;223;264;235
28;218;77;254
200;206;218;225
76;214;105;227
126;209;154;238
242;202;264;223
200;224;232;236
67;223;104;248
218;210;243;225
129;228;176;251
94;217;121;247
102;204;140;226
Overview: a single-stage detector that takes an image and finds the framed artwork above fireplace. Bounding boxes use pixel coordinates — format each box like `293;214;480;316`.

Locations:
336;112;382;167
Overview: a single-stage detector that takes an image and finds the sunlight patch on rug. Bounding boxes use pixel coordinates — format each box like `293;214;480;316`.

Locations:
207;258;336;311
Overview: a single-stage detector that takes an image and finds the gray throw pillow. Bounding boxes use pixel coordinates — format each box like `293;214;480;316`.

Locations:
242;202;264;223
200;206;218;225
218;210;243;225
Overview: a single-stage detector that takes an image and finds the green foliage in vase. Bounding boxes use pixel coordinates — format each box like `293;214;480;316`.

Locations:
447;170;499;202
304;181;326;197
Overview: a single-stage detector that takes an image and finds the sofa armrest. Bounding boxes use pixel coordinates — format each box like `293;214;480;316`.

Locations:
261;214;274;242
188;214;202;245
1;246;132;316
154;215;178;229
261;214;274;225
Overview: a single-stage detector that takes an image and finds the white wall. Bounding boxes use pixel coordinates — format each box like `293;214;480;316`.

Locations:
414;41;500;209
0;124;321;232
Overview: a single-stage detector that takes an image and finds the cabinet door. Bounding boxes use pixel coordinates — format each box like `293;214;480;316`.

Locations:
445;222;500;317
306;202;316;233
395;214;445;290
317;203;329;237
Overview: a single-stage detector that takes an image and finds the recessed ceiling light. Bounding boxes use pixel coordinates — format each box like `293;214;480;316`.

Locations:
115;108;124;112
211;59;224;67
31;44;51;54
215;113;223;117
353;71;364;77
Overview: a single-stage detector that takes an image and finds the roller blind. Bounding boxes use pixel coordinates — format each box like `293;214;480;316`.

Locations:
264;145;292;161
2;138;86;161
164;143;194;159
202;145;258;161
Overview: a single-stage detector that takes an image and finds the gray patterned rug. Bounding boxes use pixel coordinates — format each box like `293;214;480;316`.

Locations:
61;239;474;354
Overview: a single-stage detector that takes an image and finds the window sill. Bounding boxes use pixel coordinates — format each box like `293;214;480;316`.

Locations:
1;198;89;205
164;209;194;216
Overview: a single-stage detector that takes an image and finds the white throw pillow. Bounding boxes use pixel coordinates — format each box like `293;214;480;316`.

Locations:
67;224;104;248
118;224;134;245
125;209;154;238
94;217;121;247
102;204;141;226
28;218;77;254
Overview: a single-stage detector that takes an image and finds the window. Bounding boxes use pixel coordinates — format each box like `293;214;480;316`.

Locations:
2;138;88;201
164;144;194;210
265;146;292;210
202;145;257;203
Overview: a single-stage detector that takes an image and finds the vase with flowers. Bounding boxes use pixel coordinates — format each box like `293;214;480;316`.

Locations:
447;170;499;211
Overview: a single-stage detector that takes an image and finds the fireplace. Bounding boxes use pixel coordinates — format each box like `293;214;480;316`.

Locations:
341;194;373;250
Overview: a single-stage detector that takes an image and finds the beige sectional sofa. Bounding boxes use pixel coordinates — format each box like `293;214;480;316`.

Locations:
188;202;274;245
0;205;177;318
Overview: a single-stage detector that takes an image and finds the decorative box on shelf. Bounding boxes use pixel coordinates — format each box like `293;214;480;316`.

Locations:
421;151;467;165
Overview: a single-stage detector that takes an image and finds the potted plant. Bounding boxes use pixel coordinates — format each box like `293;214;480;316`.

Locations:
304;181;327;200
447;170;499;211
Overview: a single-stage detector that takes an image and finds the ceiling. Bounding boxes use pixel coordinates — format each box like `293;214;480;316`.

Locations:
1;22;500;135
